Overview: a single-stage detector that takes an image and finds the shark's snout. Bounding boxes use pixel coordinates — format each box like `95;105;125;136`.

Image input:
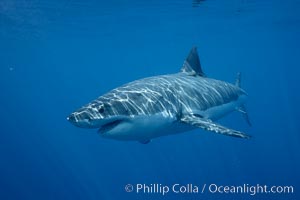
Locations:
67;106;109;129
67;113;75;122
67;112;83;127
67;109;94;128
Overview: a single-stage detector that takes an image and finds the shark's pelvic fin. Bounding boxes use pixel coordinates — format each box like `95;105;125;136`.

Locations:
180;114;251;139
236;104;252;126
234;73;252;126
181;46;205;76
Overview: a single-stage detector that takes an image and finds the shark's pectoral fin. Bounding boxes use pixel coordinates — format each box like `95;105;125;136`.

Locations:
180;114;251;139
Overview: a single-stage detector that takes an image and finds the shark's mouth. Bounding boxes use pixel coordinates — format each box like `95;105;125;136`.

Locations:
98;119;123;134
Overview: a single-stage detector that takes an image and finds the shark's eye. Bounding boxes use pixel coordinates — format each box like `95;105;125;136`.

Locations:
98;107;105;113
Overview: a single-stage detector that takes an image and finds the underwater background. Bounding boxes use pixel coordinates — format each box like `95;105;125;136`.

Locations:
0;0;299;199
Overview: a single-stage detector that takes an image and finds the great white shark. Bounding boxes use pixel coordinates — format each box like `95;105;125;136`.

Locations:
67;47;251;143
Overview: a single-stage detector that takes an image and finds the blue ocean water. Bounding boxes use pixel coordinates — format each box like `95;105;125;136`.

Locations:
1;0;299;199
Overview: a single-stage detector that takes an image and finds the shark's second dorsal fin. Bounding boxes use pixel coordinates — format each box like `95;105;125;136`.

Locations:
181;46;205;76
235;72;241;87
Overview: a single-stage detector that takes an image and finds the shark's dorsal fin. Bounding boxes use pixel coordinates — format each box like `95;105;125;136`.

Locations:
181;46;205;76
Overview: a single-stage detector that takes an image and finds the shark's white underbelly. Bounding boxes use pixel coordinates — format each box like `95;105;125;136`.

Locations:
100;94;247;141
100;113;194;141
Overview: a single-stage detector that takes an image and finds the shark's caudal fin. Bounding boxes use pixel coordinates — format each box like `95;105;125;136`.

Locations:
234;72;252;127
181;47;205;76
180;114;251;139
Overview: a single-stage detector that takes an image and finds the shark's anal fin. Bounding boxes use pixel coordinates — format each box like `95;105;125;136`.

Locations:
236;104;252;126
180;114;251;139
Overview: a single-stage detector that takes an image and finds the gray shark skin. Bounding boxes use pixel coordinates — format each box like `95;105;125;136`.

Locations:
67;47;251;143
